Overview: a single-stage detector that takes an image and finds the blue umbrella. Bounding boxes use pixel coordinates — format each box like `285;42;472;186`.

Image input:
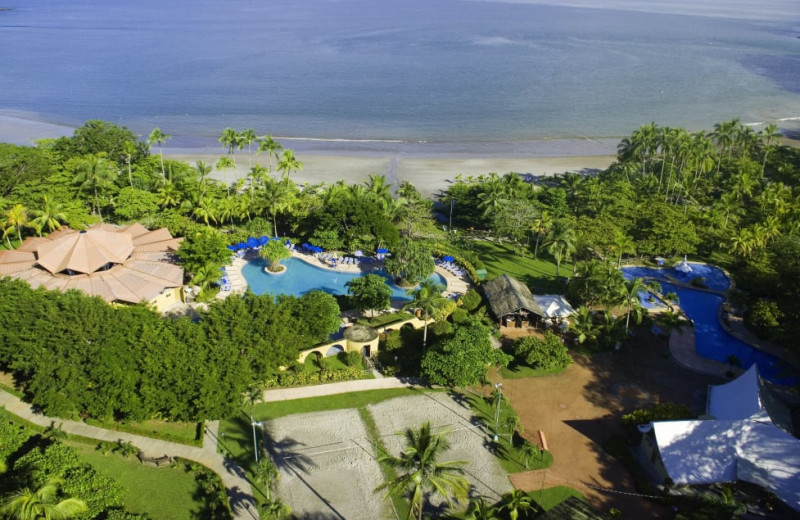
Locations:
246;237;259;248
236;242;247;250
377;247;389;254
443;255;455;262
226;245;237;251
258;236;269;246
353;250;363;257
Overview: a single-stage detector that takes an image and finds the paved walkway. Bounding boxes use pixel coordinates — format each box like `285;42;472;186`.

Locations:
0;390;258;520
262;376;426;402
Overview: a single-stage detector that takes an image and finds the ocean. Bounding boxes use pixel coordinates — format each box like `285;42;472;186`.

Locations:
0;0;798;149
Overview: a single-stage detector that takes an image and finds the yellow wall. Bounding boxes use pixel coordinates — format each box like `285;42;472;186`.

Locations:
149;286;183;313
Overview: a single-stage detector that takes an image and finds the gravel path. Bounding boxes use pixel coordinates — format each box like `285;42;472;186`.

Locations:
265;408;391;520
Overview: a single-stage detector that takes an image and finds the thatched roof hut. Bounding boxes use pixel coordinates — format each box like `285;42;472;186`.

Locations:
482;274;542;319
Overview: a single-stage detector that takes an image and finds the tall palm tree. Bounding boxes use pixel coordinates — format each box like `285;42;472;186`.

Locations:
530;211;552;259
239;128;258;170
218;127;241;167
2;203;28;246
30;195;66;236
616;277;648;335
257;135;283;172
365;173;392;202
1;479;88;520
404;280;446;347
121;140;138;186
759;123;780;175
260;178;290;237
276;149;302;180
147;127;170;179
259;497;290;520
254;457;280;501
545;220;576;276
464;497;501;520
216;156;236;195
74;154;116;220
611;231;635;268
375;422;469;520
194;160;213;199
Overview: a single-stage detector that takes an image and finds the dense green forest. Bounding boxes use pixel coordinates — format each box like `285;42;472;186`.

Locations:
0;118;799;424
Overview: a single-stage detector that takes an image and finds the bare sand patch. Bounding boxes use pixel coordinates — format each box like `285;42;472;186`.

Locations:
369;393;513;508
264;408;390;520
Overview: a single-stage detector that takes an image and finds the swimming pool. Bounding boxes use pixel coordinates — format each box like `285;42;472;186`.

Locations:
242;257;447;301
624;262;730;292
622;265;797;385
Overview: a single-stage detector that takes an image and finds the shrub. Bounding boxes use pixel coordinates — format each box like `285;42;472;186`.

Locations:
345;350;364;368
744;299;783;339
451;308;470;324
429;320;454;338
458;289;482;312
512;332;573;372
620;402;693;429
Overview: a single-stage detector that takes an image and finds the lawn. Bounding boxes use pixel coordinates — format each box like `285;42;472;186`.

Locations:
530;486;585;511
471;240;572;294
463;390;553;474
71;443;221;520
84;418;202;446
499;362;568;379
356;311;414;328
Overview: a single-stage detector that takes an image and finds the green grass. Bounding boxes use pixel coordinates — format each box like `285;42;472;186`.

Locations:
463;391;553;473
499;363;567;379
84;418;202;447
471;240;571;293
529;486;585;511
358;407;409;520
357;312;414;328
70;443;217;520
0;381;23;398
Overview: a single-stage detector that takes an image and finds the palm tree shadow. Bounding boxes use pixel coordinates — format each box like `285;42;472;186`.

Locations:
260;426;314;475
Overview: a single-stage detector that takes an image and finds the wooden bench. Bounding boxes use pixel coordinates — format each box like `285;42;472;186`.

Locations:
137;452;174;467
537;430;548;452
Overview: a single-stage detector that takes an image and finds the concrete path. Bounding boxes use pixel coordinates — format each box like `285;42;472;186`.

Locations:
262;376;425;402
0;390;258;520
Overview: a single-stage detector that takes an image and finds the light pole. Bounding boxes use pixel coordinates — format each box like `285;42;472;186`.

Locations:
251;420;262;463
493;383;503;442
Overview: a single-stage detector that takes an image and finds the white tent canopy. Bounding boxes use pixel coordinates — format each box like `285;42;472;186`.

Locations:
532;294;576;318
652;366;800;513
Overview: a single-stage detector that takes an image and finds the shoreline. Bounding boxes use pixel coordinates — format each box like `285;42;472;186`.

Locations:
0;113;617;197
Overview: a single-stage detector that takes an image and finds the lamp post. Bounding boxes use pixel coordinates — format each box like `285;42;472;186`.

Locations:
493;383;503;442
251;420;262;463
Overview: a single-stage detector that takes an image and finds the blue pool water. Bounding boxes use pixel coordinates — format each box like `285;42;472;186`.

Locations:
623;265;797;385
242;257;446;301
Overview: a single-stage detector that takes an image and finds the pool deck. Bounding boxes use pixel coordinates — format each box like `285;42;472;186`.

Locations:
220;250;470;301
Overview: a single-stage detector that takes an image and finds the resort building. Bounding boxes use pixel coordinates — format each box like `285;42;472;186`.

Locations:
642;365;800;513
0;223;184;311
482;274;575;328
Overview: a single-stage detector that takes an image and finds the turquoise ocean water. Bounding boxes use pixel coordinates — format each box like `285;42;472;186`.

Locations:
0;0;798;147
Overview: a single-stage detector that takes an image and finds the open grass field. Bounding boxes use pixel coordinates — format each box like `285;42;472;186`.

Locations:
71;443;214;520
84;418;202;446
531;486;586;511
471;240;572;294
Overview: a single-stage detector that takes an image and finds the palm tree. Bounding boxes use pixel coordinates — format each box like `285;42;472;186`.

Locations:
477;173;506;218
611;231;635;268
545;220;576;276
259;497;290;520
276;149;302;180
260;178;290;237
218;127;241;167
1;479;88;520
375;422;469;520
147;127;170;179
656;309;687;338
216;156;236;195
121;140;138;186
365;173;392;202
617;277;648;335
74;154;116;220
254;457;280;501
500;489;536;520
728;228;754;258
156;181;181;209
30;195;66;236
239;128;258;170
529;211;552;259
257;135;283;172
520;442;538;469
464;496;501;520
194;160;213;199
570;306;599;346
404;280;446;347
192;197;218;227
2;203;28;246
759;123;780;175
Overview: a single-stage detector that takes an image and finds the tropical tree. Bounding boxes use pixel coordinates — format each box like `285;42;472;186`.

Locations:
2;203;29;246
257;135;283;171
239;128;258;170
74;154;117;220
276;149;302;180
254;458;280;501
464;497;501;520
616;277;651;334
259;497;290;520
530;211;552;259
1;479;88;520
346;274;392;318
121;140;138;186
611;230;636;267
375;422;469;520
147;127;170;179
520;442;539;470
384;239;435;285
259;177;291;237
30;195;67;236
500;489;536;520
545;220;577;276
194;160;213;199
404;279;446;347
260;240;291;273
218;127;241;166
216;156;235;195
759;123;780;174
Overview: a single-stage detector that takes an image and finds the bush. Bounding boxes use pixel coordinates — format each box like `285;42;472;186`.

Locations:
429;320;454;338
345;350;364;368
451;308;470;324
512;332;573;372
458;289;482;312
620;402;693;429
690;277;708;289
744;299;783;339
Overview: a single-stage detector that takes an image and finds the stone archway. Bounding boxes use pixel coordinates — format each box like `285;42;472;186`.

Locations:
326;344;345;357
